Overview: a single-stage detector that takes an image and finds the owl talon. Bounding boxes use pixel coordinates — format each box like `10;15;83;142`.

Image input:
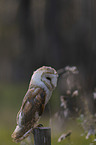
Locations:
37;124;43;127
32;124;44;134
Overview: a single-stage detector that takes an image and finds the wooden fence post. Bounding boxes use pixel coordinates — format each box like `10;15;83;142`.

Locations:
33;127;51;145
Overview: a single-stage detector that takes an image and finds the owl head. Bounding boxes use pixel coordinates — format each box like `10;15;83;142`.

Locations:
29;66;58;91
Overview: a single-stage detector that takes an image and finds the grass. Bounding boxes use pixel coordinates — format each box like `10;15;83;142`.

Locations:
0;121;92;145
50;120;91;145
0;82;93;145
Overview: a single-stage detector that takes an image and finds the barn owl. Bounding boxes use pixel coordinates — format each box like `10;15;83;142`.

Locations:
11;66;58;142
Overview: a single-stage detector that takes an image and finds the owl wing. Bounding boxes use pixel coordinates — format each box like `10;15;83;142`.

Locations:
17;87;46;128
12;87;46;142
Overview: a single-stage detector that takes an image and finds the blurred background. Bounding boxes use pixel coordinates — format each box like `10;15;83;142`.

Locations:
0;0;96;145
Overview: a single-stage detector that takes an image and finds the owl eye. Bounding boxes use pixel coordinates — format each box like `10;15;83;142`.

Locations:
46;77;51;81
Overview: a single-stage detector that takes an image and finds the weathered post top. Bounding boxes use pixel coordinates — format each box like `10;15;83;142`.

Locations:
33;127;51;145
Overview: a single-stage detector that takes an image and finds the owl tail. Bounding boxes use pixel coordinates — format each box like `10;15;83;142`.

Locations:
11;125;33;143
11;125;25;142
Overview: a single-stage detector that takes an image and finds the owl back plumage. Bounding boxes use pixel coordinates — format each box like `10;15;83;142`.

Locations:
12;87;46;142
